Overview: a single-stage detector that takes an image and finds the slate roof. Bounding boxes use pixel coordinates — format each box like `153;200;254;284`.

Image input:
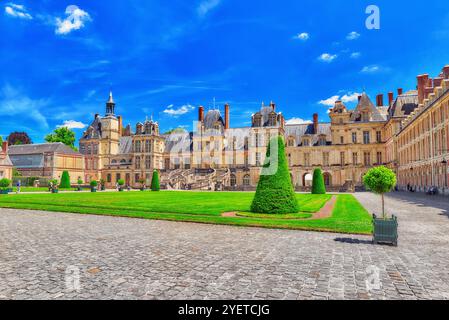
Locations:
389;91;419;118
285;123;332;146
0;154;13;167
118;136;133;154
164;132;193;153
350;93;387;122
8;143;81;155
204;110;225;129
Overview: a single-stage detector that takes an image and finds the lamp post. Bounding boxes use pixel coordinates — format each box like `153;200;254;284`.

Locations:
442;158;448;193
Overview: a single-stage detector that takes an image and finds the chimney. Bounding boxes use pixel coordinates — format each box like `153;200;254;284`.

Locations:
358;95;362;102
95;113;99;119
270;101;276;111
198;106;204;122
124;124;131;136
2;141;8;154
417;74;429;104
443;66;449;79
433;77;443;88
388;92;394;106
224;103;230;129
397;88;403;96
313;113;319;134
376;94;384;107
117;116;123;136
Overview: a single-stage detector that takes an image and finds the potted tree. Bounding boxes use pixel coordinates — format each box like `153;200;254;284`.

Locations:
117;179;125;192
99;179;106;191
90;180;98;192
77;178;83;191
363;166;398;246
0;178;11;195
138;178;146;191
49;179;59;193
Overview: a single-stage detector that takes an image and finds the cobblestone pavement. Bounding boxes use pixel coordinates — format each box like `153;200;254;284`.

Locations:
0;192;449;300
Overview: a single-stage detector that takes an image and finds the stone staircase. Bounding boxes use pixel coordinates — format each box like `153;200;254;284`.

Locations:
160;168;231;191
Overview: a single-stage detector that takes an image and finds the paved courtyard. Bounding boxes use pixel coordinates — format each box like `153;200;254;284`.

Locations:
0;192;449;300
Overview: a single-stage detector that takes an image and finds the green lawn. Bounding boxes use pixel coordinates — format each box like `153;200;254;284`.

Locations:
11;187;91;192
0;191;372;234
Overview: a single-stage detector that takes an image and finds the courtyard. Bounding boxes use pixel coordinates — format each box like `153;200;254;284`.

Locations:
0;191;449;300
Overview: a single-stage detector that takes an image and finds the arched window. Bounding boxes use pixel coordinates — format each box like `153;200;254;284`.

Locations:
243;174;250;186
111;159;117;164
230;174;237;187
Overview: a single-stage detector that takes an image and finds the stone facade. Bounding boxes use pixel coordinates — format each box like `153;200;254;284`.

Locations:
8;143;84;183
0;142;13;180
78;66;449;194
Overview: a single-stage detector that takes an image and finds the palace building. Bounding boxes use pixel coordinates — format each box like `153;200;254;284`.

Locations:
75;66;449;194
0;142;13;180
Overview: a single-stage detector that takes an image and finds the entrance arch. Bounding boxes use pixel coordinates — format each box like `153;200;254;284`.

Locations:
323;172;332;186
303;173;313;187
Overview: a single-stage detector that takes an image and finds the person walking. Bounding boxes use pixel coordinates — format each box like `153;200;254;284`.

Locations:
16;180;21;194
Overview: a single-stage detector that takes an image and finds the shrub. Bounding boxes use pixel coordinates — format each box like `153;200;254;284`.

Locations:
77;178;83;185
250;136;299;214
363;166;397;219
90;180;98;188
48;179;58;189
151;170;160;191
59;171;71;189
312;168;326;194
117;179;125;186
0;178;11;190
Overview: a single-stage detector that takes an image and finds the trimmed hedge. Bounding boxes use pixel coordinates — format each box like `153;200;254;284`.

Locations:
250;136;299;214
312;168;326;194
59;171;71;189
151;170;160;191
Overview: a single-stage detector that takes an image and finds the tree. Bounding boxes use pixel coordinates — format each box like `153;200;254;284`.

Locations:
312;168;326;194
12;168;22;177
363;166;397;219
7;132;32;146
0;178;11;190
151;170;160;191
0;135;3;145
59;171;71;189
45;127;77;151
251;136;299;214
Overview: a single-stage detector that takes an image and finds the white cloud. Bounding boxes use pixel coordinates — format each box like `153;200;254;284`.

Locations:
318;53;337;63
286;118;312;125
293;32;309;41
319;95;340;106
57;120;87;129
0;85;49;129
55;5;91;35
319;92;361;106
350;52;361;59
346;31;360;40
163;104;195;117
4;3;32;19
361;65;380;73
197;0;221;17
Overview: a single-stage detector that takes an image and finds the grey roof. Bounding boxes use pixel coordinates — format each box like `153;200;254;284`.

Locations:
285;123;331;146
0;154;13;167
8;143;81;155
204;110;224;129
253;105;280;127
119;136;132;154
82;117;102;139
389;92;418;118
350;93;387;122
164;132;193;153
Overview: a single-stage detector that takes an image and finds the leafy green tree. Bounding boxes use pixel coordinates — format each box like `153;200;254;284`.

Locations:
312;168;326;194
45;127;77;151
90;180;98;188
0;178;11;190
151;170;160;191
59;171;71;189
0;135;3;145
251;136;299;214
12;168;22;177
117;179;125;186
7;132;32;146
363;166;397;219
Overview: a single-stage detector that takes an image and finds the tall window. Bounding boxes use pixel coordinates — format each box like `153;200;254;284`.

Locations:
145;140;151;153
255;133;260;147
135;156;141;169
340;152;345;166
319;137;326;146
353;152;358;165
303;139;310;147
376;131;382;143
230;174;237;187
364;152;371;166
145;156;151;169
243;175;250;186
352;132;357;144
256;152;261;166
135;141;141;153
376;152;382;165
363;131;370;144
340;136;344;144
116;173;121;182
107;174;111;183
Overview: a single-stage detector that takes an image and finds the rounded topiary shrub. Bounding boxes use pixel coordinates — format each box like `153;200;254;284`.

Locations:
151;170;160;191
59;171;71;189
90;180;98;188
250;136;299;214
0;178;11;189
312;168;326;194
363;166;397;219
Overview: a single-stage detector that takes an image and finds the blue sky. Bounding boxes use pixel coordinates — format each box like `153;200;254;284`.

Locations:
1;0;449;143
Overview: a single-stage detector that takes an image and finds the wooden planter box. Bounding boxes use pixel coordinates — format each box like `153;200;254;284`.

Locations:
373;214;398;246
51;189;59;194
91;187;97;193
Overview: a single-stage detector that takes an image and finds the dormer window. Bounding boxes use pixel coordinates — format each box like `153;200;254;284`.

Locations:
287;137;295;147
319;137;326;146
361;112;370;122
303;138;310;147
269;113;277;126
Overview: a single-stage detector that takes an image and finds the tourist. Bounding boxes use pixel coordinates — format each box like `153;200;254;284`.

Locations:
16;180;21;194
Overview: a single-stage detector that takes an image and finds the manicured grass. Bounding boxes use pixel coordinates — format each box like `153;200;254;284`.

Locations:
11;187;90;192
237;212;313;219
0;192;372;234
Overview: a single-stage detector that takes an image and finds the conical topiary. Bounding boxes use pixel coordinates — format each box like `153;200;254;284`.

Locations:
312;168;326;194
151;170;160;191
251;136;299;214
59;171;71;189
